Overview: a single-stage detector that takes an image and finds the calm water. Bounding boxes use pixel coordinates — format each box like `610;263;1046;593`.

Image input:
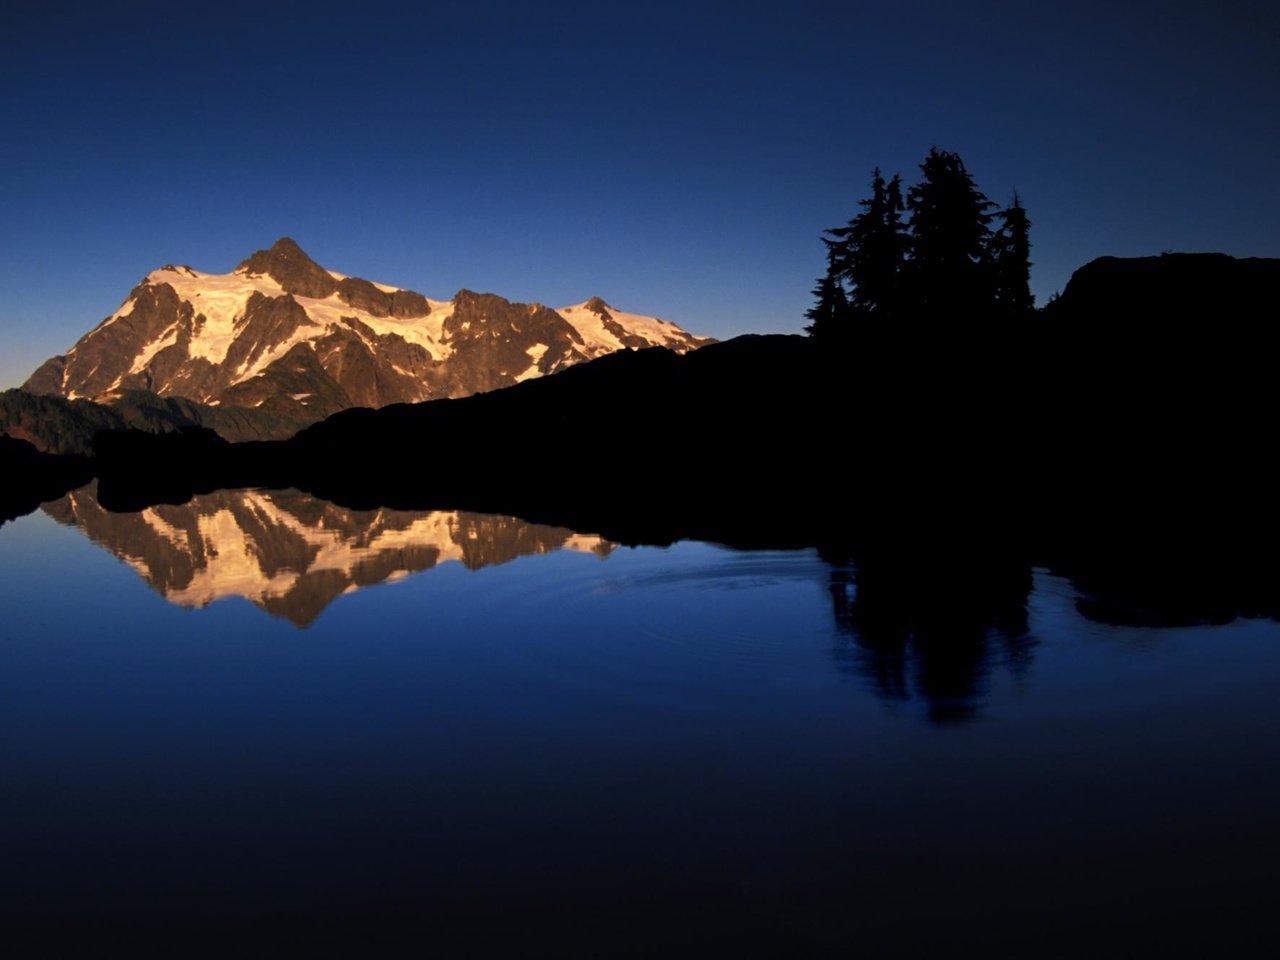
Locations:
2;487;1278;956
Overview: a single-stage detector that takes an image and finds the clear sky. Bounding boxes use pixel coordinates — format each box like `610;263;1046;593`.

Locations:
2;0;1277;388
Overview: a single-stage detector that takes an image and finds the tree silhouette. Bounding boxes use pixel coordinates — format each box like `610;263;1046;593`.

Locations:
904;148;996;319
807;148;1031;342
990;193;1035;320
830;169;908;322
804;246;850;341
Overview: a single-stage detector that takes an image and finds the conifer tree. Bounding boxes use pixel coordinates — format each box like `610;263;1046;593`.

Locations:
990;193;1034;319
804;246;850;341
831;169;908;321
904;148;996;318
807;169;906;343
809;148;1029;340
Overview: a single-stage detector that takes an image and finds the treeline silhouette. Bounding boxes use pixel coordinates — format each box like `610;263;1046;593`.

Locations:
806;148;1033;345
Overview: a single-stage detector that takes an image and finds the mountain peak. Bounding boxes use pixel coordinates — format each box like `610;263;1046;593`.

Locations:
22;243;711;426
237;236;311;268
235;238;337;299
269;236;306;255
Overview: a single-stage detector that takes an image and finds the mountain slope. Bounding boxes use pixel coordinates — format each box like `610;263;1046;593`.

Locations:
24;238;711;415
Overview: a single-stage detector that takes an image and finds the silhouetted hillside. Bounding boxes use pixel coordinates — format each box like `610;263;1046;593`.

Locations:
86;335;846;547
1033;253;1278;548
1044;252;1277;325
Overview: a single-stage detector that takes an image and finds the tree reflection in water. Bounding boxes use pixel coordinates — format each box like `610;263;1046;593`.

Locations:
827;554;1035;723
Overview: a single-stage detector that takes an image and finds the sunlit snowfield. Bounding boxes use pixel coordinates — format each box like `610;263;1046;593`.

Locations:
2;489;1277;955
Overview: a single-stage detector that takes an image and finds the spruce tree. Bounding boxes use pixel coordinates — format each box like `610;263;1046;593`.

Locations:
833;169;907;321
904;148;996;319
807;169;907;344
990;193;1034;320
810;149;1027;340
804;246;850;342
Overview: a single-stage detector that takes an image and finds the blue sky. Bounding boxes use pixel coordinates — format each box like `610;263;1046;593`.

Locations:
2;0;1277;388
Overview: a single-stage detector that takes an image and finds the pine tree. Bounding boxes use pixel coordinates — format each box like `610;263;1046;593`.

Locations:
904;148;996;318
810;149;1028;341
832;169;908;321
990;193;1034;320
806;169;907;343
804;245;850;341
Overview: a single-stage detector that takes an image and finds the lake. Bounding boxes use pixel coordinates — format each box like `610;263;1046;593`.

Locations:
2;485;1277;956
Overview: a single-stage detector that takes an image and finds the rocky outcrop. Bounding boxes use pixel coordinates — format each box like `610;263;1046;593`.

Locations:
439;290;584;395
334;277;432;318
235;237;339;298
22;354;66;396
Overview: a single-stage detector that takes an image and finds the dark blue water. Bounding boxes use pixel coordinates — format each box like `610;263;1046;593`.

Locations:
2;488;1277;956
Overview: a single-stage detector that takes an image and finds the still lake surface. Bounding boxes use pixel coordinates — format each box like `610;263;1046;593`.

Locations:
2;486;1278;955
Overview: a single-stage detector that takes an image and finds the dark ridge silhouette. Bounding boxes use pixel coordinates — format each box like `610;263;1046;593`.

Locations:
83;334;844;550
1030;251;1280;624
1045;251;1275;323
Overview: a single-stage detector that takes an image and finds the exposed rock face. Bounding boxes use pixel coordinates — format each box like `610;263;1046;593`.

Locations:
23;355;66;396
235;237;339;299
334;277;432;318
23;238;712;430
440;290;586;395
44;484;614;626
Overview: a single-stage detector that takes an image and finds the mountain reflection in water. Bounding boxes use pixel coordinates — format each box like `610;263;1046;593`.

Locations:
44;485;615;626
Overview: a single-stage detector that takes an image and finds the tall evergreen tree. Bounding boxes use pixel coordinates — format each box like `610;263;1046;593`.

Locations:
806;169;907;343
830;169;908;321
804;246;850;341
810;149;1027;341
904;148;996;318
990;193;1034;319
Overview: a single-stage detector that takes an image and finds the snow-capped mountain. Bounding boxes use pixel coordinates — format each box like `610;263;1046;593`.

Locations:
46;485;614;626
24;238;711;419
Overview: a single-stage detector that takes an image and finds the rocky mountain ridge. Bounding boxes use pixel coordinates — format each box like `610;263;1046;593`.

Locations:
24;238;710;420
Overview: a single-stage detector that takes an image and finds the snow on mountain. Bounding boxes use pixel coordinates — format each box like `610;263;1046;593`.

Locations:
23;238;712;423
